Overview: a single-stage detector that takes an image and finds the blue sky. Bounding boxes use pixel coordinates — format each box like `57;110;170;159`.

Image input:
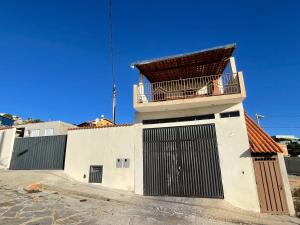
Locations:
0;0;299;136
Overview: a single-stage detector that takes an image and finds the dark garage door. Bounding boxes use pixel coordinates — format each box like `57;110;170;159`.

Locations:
143;124;223;198
10;135;67;170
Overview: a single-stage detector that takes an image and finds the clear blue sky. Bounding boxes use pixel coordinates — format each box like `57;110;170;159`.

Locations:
1;0;299;136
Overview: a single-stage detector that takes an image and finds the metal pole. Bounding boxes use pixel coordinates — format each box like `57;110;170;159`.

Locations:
255;113;265;127
109;0;116;124
112;84;116;124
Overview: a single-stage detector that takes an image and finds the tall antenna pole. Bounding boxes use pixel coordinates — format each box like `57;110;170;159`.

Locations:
109;0;116;124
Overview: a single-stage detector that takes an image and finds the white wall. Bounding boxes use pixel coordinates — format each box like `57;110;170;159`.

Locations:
15;121;76;137
277;153;295;216
64;102;262;212
64;126;135;191
134;103;261;212
0;128;16;169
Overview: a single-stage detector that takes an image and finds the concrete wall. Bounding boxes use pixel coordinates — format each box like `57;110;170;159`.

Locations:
278;153;295;216
134;103;261;212
15;121;76;137
0;128;16;169
64;126;135;192
285;157;300;175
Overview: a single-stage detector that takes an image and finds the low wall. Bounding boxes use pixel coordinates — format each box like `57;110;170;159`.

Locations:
285;157;300;175
279;154;295;216
64;126;135;192
0;128;16;169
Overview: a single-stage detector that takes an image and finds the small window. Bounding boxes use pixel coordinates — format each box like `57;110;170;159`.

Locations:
30;129;40;137
44;128;54;136
89;165;103;183
220;111;240;118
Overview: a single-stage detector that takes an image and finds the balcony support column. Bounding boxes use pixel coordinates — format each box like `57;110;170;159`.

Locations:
229;57;238;78
138;73;147;102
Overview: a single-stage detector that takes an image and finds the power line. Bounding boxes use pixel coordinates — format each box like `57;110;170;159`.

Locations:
264;115;300;118
262;127;300;129
108;0;116;124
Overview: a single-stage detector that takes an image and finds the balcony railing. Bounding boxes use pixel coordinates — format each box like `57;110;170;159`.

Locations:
137;73;241;103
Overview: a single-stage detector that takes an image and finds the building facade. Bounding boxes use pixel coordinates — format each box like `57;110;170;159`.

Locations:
64;44;294;215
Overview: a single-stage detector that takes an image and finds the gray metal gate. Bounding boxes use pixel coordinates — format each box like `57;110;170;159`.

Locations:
10;135;67;170
89;165;103;183
143;124;224;198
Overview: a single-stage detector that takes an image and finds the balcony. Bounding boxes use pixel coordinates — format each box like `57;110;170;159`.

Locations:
133;72;246;112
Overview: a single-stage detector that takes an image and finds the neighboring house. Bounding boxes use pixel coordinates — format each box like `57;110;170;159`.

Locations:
14;121;76;138
78;117;113;128
0;115;14;127
272;135;299;145
64;44;294;215
277;143;289;156
272;135;300;156
0;121;77;170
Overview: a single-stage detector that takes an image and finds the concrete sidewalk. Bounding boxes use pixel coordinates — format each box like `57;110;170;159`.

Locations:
0;170;299;225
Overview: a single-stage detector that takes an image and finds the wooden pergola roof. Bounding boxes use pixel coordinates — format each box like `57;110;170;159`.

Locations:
131;44;236;83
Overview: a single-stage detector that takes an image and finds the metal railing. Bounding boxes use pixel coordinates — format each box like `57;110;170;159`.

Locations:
137;73;241;103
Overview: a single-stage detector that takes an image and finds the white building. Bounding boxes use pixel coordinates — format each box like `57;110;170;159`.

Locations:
14;121;76;137
64;44;294;215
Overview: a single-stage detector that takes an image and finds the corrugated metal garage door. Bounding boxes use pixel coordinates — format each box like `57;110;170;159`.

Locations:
10;135;67;170
143;124;223;198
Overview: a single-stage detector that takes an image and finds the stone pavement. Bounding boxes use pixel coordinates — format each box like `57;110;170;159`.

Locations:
0;170;300;225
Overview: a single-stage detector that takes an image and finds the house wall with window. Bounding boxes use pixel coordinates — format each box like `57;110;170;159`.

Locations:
64;126;135;191
64;102;260;212
134;103;261;212
0;127;16;169
15;121;76;137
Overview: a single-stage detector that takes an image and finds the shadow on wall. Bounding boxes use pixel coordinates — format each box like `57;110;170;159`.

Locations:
239;149;252;158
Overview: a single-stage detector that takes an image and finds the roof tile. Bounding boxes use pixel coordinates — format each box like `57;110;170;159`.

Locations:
245;113;282;154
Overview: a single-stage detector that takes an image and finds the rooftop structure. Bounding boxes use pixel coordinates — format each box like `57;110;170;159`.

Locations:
132;44;246;112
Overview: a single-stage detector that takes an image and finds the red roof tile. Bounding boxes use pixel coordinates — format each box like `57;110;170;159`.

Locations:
68;124;133;131
245;113;283;154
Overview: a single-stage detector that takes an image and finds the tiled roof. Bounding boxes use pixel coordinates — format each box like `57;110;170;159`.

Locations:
132;44;235;82
68;124;133;131
245;113;283;154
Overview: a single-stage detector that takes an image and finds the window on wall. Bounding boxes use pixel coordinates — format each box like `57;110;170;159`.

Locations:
220;111;240;118
44;128;54;136
142;114;215;125
30;129;40;137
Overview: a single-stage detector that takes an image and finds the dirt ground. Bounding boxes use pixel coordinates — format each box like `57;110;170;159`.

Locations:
0;170;300;225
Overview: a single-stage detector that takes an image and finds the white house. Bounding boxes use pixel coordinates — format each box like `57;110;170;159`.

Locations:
64;44;294;215
14;121;76;137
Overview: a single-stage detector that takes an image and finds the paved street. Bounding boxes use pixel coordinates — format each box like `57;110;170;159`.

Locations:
0;170;299;225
